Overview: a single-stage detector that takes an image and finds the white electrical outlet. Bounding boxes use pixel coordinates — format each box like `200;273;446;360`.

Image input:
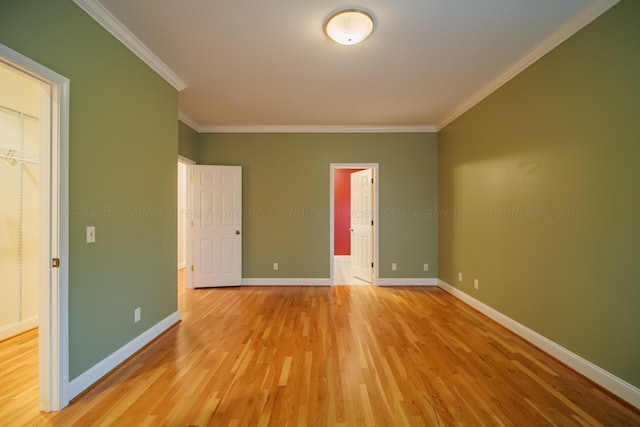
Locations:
423;263;429;271
474;279;479;290
134;307;141;323
273;262;278;271
86;226;96;243
459;272;463;282
391;263;397;271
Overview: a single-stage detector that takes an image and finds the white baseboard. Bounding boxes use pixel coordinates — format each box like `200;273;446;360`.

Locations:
377;278;438;286
438;280;640;409
68;310;181;400
0;315;38;341
242;278;331;286
240;278;439;286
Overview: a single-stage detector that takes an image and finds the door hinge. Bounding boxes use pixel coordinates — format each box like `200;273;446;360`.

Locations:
371;178;374;184
191;265;194;271
52;258;60;268
371;262;374;268
371;220;374;225
191;220;194;227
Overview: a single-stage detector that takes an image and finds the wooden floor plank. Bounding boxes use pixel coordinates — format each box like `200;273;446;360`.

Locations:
0;270;638;425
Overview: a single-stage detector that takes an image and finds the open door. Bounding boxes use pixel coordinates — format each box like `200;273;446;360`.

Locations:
193;165;242;287
350;168;373;282
1;43;70;411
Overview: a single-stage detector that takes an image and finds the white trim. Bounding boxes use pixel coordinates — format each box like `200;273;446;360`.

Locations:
177;155;196;165
0;42;70;412
68;311;180;400
197;125;437;134
0;316;39;342
437;279;640;409
377;278;438;286
177;157;194;288
71;0;187;91
241;278;332;286
329;164;380;286
436;0;620;130
178;111;200;132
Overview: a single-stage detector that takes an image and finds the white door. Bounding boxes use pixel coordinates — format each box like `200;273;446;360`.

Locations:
350;169;373;282
193;165;242;287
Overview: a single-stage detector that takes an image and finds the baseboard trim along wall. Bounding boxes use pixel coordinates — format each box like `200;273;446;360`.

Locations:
241;278;439;286
0;315;38;342
437;280;640;410
242;278;332;286
68;310;181;400
377;278;438;286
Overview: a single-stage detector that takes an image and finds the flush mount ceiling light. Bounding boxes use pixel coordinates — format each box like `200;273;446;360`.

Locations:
323;8;375;46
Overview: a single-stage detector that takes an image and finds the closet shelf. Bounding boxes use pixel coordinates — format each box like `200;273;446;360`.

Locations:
0;146;39;165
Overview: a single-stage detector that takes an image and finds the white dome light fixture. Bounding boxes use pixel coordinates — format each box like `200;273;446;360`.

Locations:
324;8;375;46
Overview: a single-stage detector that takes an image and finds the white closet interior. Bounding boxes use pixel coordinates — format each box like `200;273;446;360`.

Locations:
0;64;40;341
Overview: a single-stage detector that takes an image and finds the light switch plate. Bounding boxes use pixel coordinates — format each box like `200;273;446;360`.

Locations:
86;226;96;243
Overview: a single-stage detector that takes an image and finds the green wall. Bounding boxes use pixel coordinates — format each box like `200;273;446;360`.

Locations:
199;133;438;279
1;0;179;379
178;120;199;161
438;0;640;387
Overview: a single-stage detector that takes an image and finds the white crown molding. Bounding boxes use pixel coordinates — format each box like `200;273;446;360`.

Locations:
176;113;436;134
436;0;620;131
196;125;437;134
437;280;640;409
72;0;187;91
178;111;200;131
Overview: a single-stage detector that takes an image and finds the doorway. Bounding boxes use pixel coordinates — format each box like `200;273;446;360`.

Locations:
177;156;194;289
330;163;379;285
0;62;41;341
0;43;69;411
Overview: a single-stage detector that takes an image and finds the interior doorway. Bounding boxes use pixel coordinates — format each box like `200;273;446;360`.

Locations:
0;61;41;341
177;156;194;289
330;163;379;286
1;43;69;411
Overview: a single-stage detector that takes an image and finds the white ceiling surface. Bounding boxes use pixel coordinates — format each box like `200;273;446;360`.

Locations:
89;0;616;131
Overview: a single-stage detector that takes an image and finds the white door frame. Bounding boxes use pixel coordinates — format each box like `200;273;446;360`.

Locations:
329;163;379;286
1;43;70;411
178;155;195;289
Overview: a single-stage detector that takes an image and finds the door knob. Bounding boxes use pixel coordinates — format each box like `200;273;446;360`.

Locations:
235;230;240;235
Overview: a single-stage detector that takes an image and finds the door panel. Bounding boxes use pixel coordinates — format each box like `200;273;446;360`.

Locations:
193;165;242;287
351;169;373;282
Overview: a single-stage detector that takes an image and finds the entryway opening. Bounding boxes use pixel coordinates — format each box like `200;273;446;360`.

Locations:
330;163;379;286
1;43;69;411
177;156;194;289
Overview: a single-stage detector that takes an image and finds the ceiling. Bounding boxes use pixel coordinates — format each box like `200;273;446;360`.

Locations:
74;0;617;132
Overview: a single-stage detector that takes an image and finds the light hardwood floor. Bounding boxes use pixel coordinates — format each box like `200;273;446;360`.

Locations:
1;270;638;426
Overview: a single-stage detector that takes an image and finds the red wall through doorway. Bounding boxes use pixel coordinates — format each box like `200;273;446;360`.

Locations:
334;169;364;255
